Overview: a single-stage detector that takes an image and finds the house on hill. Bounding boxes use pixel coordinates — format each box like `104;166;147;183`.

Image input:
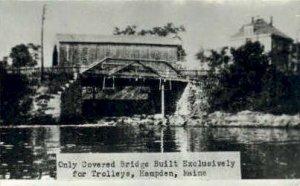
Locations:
230;17;293;71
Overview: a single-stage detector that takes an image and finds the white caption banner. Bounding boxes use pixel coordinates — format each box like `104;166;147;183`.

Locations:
57;152;241;180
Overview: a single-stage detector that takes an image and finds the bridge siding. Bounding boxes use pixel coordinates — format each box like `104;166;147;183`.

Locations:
58;43;178;68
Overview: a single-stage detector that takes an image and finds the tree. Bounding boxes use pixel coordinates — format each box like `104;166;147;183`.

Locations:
113;22;186;60
208;47;230;74
52;45;58;66
195;48;206;62
27;43;41;65
114;23;185;38
196;47;230;76
215;42;269;111
1;43;40;123
9;44;40;68
0;57;8;68
113;25;137;35
1;73;34;124
203;41;300;114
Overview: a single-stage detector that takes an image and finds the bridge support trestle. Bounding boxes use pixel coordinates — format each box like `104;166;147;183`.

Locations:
161;82;165;118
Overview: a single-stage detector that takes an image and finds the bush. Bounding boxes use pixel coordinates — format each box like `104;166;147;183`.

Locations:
1;73;35;124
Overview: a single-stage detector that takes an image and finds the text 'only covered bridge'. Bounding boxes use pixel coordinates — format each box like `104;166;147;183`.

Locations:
53;34;188;118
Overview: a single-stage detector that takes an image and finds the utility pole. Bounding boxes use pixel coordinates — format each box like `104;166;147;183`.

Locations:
0;64;3;124
41;4;46;81
161;82;165;118
295;15;300;72
296;39;299;70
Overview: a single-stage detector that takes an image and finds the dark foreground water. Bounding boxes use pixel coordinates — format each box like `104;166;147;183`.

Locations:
0;125;300;179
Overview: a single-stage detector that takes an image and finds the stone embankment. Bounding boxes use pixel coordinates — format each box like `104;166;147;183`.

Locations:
168;111;300;128
168;81;300;128
29;77;77;123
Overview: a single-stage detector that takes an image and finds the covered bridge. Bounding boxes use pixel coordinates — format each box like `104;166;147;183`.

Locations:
53;34;188;118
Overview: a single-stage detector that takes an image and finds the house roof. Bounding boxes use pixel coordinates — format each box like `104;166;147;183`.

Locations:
231;18;293;41
56;33;182;46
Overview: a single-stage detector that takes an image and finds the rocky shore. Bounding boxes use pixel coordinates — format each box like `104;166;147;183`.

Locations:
168;110;300;128
2;78;300;128
2;111;300;128
74;111;300;128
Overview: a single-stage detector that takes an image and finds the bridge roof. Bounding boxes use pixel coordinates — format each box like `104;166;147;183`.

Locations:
56;34;182;46
80;58;186;81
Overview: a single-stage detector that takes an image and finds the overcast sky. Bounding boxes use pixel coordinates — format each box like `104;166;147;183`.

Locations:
0;0;300;69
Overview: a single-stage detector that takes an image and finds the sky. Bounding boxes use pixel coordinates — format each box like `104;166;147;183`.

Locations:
0;0;300;69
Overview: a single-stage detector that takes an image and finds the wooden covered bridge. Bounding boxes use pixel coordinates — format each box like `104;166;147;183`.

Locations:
53;34;189;118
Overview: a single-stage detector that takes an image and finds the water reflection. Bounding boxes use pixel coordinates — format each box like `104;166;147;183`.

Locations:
0;127;59;179
198;128;300;179
60;126;178;153
0;125;300;179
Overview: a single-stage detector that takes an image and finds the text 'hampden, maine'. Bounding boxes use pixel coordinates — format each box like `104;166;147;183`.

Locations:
56;153;241;180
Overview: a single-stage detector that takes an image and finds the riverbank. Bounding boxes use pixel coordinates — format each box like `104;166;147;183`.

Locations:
1;111;300;128
169;110;300;128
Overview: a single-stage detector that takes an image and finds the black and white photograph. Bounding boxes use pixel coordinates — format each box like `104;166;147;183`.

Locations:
0;0;300;180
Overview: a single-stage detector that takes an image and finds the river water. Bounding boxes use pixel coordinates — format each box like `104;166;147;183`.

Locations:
0;125;300;179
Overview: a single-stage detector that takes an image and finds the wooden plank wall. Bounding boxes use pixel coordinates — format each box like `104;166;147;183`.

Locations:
59;43;178;67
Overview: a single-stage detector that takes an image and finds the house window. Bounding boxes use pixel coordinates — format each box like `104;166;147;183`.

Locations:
244;25;254;36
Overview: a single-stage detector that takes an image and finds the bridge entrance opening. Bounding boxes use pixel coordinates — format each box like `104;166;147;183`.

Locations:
79;76;187;119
